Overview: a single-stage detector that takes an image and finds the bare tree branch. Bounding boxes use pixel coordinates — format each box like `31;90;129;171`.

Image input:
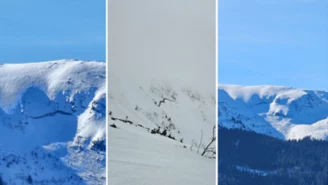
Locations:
201;125;216;157
197;130;203;154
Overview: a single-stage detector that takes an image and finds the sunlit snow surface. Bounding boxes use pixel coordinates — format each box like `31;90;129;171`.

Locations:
0;60;106;185
219;84;328;140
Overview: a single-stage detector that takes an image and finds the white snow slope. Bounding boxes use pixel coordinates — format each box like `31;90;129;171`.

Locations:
0;60;106;185
218;84;328;141
108;75;216;185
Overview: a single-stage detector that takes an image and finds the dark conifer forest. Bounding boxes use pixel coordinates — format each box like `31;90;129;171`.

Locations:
219;127;328;185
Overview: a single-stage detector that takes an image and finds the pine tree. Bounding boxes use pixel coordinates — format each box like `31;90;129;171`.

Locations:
0;176;4;185
27;175;33;184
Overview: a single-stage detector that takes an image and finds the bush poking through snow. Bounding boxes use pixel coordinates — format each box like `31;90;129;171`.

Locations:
161;130;167;136
110;124;117;128
168;134;175;140
150;127;161;134
150;127;176;140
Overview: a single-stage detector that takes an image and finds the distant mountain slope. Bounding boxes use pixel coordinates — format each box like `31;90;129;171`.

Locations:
218;84;328;140
0;60;106;185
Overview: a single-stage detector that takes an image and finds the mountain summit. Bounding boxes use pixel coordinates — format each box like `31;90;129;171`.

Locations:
0;60;106;185
218;84;328;140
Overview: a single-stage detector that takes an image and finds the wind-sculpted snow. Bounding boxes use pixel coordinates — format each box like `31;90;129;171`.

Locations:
0;59;105;113
0;60;106;185
219;84;328;140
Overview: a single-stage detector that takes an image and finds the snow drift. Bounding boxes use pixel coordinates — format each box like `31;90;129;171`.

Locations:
0;60;106;185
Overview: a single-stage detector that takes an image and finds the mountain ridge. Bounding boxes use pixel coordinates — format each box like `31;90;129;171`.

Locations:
218;84;328;141
0;60;106;185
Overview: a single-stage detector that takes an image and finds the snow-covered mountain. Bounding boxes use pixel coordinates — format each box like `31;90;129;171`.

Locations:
0;60;106;185
108;75;216;185
218;84;328;140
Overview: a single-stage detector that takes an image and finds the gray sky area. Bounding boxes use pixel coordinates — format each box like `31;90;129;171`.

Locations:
108;0;216;93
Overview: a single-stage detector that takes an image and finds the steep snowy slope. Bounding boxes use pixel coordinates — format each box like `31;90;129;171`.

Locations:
108;74;216;184
108;121;215;185
218;84;328;140
0;60;106;185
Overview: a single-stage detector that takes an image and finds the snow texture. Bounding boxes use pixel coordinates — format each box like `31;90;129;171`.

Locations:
219;84;328;140
108;78;216;185
0;60;106;185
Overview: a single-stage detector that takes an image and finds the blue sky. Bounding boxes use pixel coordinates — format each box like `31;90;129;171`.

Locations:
0;0;105;63
218;0;328;91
